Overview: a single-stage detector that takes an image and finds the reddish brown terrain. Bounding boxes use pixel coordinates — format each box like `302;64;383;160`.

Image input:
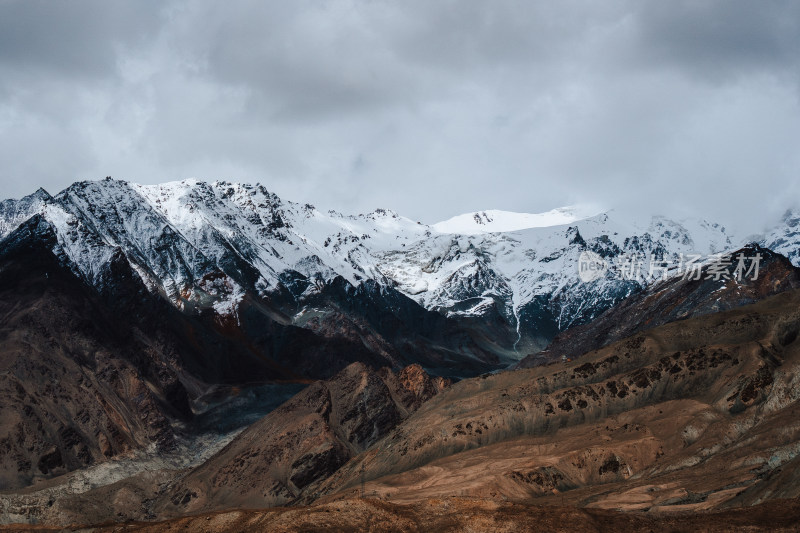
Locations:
0;219;192;491
4;288;800;530
308;289;800;511
0;362;449;525
157;362;449;515
3;226;800;530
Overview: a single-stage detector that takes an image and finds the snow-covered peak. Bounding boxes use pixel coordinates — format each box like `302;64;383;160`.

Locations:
760;208;800;267
432;205;604;235
0;187;52;240
1;177;794;361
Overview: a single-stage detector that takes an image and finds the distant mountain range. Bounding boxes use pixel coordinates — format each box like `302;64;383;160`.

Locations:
2;178;795;374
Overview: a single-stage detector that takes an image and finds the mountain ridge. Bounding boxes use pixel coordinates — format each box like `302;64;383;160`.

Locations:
1;178;797;365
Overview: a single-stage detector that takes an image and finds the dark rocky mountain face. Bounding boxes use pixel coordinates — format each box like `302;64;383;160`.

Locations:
291;277;506;378
7;179;798;383
0;218;190;490
517;244;800;368
0;179;761;372
1;180;509;380
226;272;509;381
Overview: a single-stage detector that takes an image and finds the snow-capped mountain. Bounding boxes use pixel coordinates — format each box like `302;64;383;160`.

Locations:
378;210;740;353
1;178;790;366
761;209;800;267
0;187;52;238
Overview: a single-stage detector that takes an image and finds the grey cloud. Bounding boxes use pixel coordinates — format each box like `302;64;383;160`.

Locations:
0;0;798;235
0;0;162;78
632;1;800;83
159;2;407;120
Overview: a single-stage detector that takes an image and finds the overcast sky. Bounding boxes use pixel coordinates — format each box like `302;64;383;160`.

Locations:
0;0;798;231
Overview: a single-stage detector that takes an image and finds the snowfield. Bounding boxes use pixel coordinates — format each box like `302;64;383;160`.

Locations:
432;205;604;234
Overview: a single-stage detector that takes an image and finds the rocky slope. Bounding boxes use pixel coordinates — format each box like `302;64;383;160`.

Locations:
8;287;800;527
157;362;448;515
0;363;448;524
0;217;189;490
309;288;800;511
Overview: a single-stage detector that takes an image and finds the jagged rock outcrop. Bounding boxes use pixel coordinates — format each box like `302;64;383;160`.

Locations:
157;362;449;514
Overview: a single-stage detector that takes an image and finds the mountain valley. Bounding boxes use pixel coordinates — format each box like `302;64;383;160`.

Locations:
2;179;800;530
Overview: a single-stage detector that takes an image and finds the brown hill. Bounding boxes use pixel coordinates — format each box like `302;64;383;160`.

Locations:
156;362;448;515
312;288;800;512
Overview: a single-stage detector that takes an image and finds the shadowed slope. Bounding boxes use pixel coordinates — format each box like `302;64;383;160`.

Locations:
0;217;191;490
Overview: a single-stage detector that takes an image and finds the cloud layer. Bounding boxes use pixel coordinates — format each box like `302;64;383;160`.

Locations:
1;0;798;231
